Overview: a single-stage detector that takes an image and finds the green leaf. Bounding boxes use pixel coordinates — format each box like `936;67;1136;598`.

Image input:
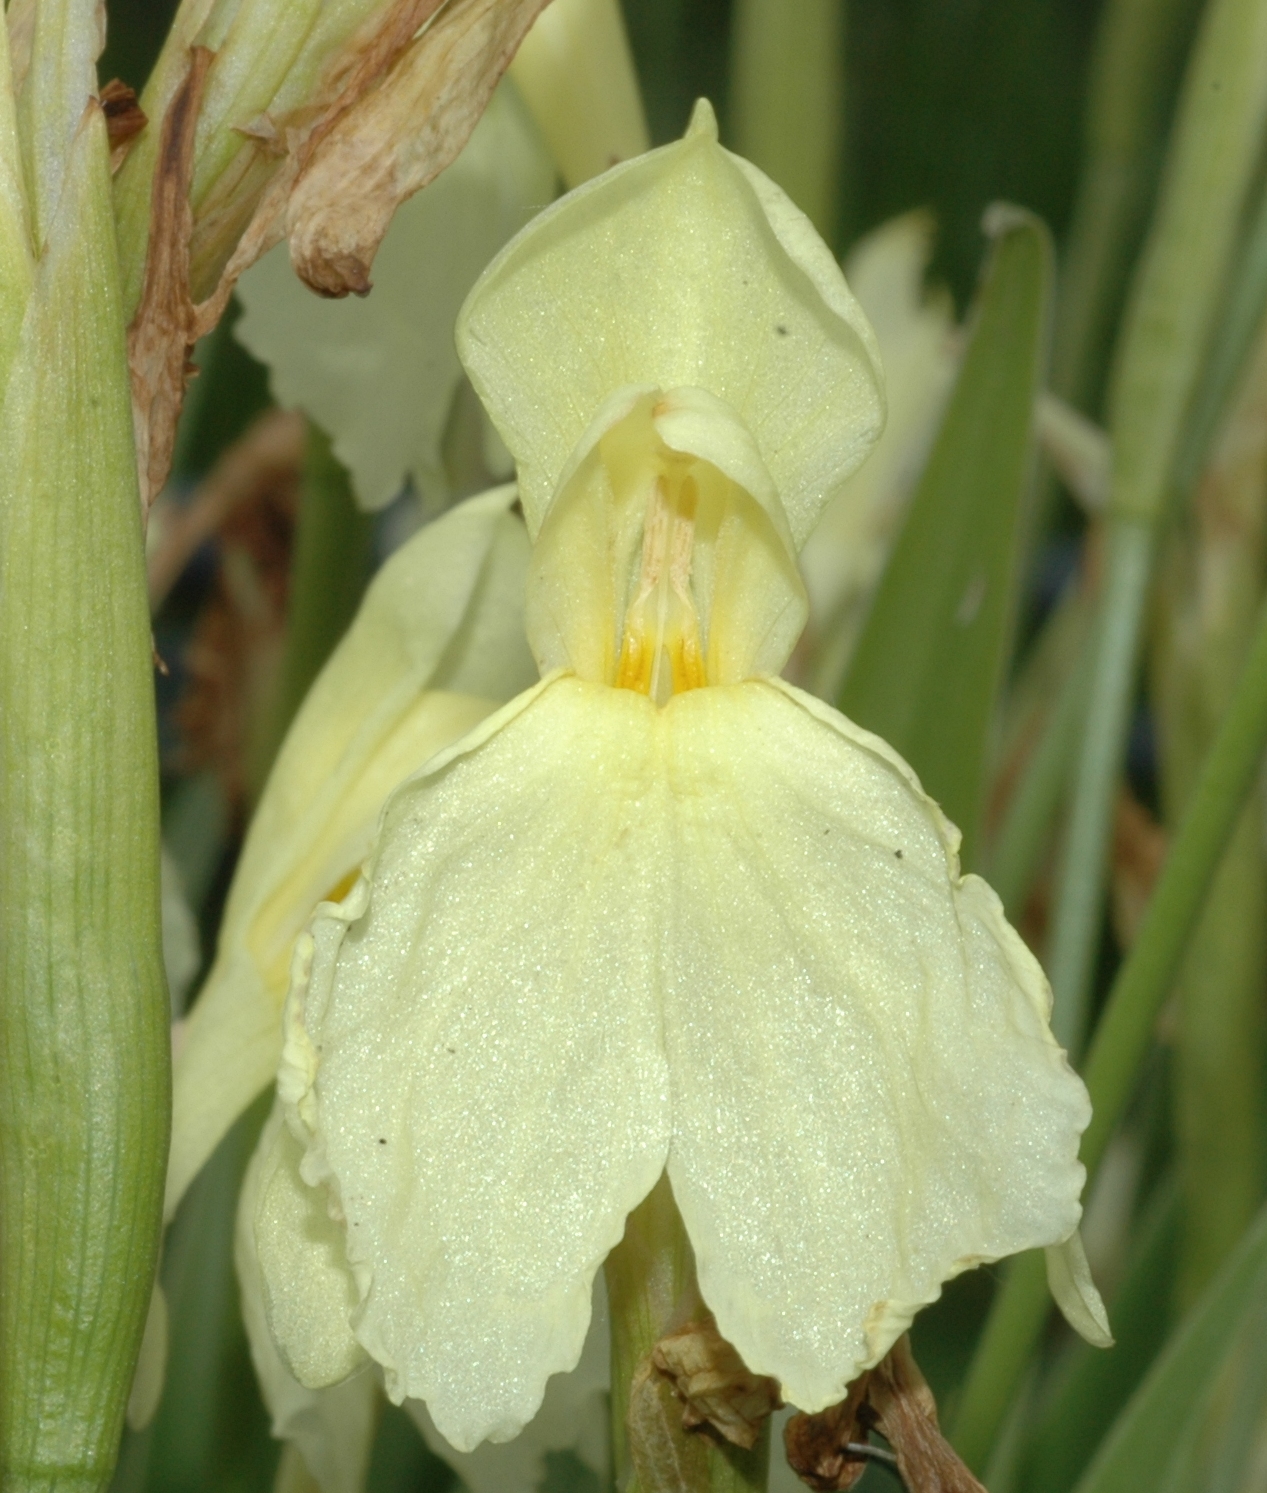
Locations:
1022;1179;1179;1493
952;583;1267;1470
1072;1202;1267;1493
838;207;1052;868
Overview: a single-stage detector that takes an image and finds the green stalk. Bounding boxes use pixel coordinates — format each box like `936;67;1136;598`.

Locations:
727;0;845;242
1153;347;1267;1309
1080;597;1267;1179
1046;518;1152;1053
1170;173;1267;499
1044;0;1267;1057
952;582;1267;1468
987;588;1093;920
1169;815;1265;1300
605;1177;769;1493
0;100;168;1493
249;421;373;796
1051;0;1202;416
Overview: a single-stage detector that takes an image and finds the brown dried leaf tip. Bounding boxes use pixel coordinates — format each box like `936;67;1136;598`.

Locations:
651;1319;782;1450
127;46;213;518
101;79;148;167
785;1337;987;1493
127;0;552;516
200;0;552;305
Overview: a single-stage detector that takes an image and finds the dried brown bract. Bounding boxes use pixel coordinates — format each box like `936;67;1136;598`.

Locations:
101;79;148;167
651;1319;783;1450
173;455;298;815
126;46;213;516
784;1373;872;1491
124;0;551;515
283;0;552;296
785;1337;987;1493
147;408;306;610
199;0;550;314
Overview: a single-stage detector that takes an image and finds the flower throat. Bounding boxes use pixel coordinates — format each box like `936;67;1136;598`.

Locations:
616;461;707;704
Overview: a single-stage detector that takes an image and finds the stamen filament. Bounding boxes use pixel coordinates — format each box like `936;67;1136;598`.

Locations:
616;469;706;702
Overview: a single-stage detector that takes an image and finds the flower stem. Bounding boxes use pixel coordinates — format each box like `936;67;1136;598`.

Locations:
0;105;168;1490
1050;0;1202;416
987;588;1093;920
604;1177;770;1493
728;0;845;243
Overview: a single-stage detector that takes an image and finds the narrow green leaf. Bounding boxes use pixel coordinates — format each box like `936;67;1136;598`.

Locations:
1023;1179;1180;1493
952;581;1267;1469
838;208;1051;868
0;106;168;1490
985;582;1093;919
1044;0;1267;1056
1072;1203;1267;1493
1051;0;1202;416
1107;0;1267;529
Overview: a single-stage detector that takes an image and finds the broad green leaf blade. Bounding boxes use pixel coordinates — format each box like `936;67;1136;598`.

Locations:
838;208;1052;867
1073;1201;1267;1493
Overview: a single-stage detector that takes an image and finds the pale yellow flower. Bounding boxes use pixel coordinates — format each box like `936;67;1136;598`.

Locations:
258;101;1107;1457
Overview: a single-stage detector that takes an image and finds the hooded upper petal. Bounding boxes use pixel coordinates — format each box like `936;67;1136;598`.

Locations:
168;487;536;1220
456;98;884;545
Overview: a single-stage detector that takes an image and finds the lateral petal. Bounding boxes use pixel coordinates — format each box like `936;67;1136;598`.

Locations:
658;679;1091;1410
236;1105;376;1493
168;487;534;1220
282;677;672;1451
